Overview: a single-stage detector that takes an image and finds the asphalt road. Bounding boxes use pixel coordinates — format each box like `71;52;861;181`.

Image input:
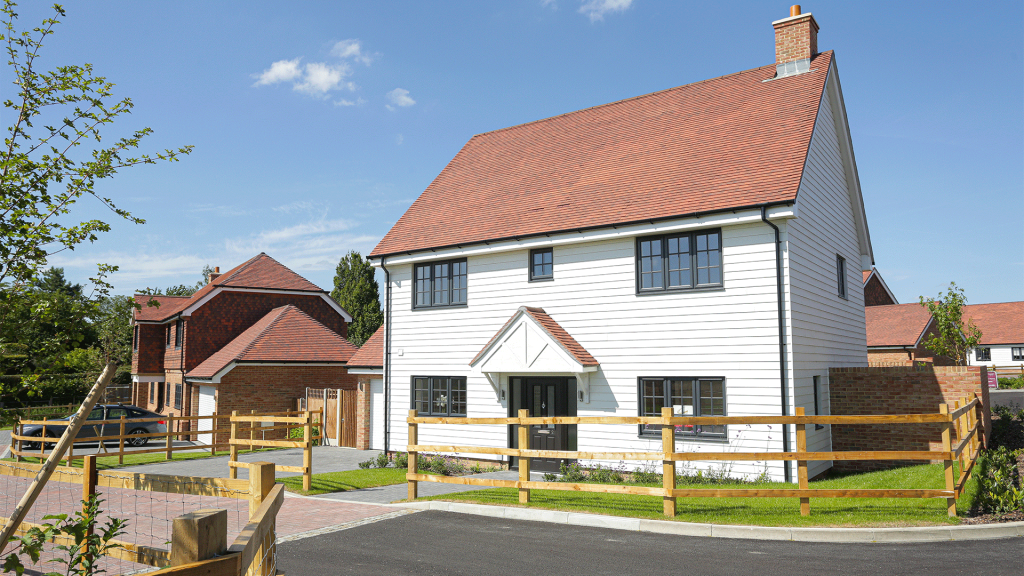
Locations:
277;511;1024;576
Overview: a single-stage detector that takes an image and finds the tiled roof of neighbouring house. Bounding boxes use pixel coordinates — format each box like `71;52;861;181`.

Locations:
187;305;359;379
370;52;834;257
865;303;933;348
346;325;384;368
470;306;598;368
964;302;1024;345
133;253;324;322
862;270;872;283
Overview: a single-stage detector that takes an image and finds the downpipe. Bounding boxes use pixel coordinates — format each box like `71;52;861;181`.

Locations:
761;206;792;483
381;257;391;455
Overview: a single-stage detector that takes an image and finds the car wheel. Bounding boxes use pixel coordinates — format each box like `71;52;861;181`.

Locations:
126;428;149;447
23;431;43;451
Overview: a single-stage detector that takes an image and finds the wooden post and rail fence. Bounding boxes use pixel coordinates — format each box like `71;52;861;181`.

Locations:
228;410;320;492
407;396;985;517
0;457;282;575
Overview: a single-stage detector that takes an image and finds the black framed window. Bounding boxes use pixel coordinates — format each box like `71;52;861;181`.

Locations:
529;248;553;281
165;325;172;348
174;383;183;410
149;382;155;403
174;319;184;349
412;376;467;416
1013;347;1024;361
638;377;725;438
133;325;139;351
413;259;467;308
976;347;991;362
813;375;825;430
836;255;847;299
637;229;721;293
167;382;173;410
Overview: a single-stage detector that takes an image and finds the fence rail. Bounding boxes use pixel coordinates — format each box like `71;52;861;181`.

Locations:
407;396;985;518
228;410;321;492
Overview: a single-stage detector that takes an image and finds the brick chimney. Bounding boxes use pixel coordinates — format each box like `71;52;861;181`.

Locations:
773;5;819;78
208;266;221;284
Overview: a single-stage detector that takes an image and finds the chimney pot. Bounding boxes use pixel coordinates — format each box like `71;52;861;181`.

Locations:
790;5;801;17
208;266;222;284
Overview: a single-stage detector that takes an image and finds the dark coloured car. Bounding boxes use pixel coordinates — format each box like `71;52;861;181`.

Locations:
20;404;167;450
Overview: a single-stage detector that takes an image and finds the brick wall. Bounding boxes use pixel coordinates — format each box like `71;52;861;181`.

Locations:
864;276;896;307
774;14;818;65
356;376;372;450
829;365;990;472
132;324;165;374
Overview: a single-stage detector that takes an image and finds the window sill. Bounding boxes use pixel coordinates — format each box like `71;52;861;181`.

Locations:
411;304;468;311
528;277;554;283
635;285;725;297
639;433;729;444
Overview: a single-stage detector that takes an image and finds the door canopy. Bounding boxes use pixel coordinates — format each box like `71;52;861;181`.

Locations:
469;306;599;403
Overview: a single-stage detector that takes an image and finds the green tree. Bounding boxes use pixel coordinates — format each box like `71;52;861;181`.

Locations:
136;265;213;297
918;282;982;366
0;1;192;319
330;251;382;346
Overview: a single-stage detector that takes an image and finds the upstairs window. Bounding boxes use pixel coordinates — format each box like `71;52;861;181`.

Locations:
529;248;553;281
165;325;172;348
636;229;722;293
133;325;139;352
174;383;183;410
1013;347;1024;361
412;376;467;416
836;255;847;299
638;377;726;439
413;259;467;308
976;347;991;362
174;319;184;349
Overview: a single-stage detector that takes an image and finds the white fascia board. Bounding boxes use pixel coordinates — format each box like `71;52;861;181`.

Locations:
824;60;874;268
180;287;353;322
132;375;166;383
370;206;797;266
347;367;383;376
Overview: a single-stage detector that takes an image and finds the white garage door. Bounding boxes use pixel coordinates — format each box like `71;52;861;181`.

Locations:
197;386;216;445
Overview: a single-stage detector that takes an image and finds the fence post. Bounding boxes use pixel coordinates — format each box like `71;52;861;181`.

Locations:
39;418;47;459
939;403;956;517
166;414;174;460
248;461;276;576
518;409;530;504
250;409;257;450
81;454;97;569
15;419;22;462
211;416;218;456
170;509;227;566
661;406;676;517
303;411;312;492
795;407;809;516
229;411;239;480
960;396;971;462
407;409;418;500
118;415;126;465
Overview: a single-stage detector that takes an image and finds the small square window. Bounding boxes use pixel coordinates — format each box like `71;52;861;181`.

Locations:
976;347;991;362
836;255;847;299
529;248;553;281
1013;347;1024;361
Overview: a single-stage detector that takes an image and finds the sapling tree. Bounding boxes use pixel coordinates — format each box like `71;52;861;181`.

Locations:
918;282;982;366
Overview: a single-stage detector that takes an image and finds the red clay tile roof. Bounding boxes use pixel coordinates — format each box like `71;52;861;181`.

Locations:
964;302;1024;345
133;253;324;322
862;270;872;283
470;306;598;367
346;325;384;368
371;52;833;257
187;305;358;379
865;304;933;347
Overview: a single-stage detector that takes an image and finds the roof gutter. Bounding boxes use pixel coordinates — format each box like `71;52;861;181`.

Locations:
761;206;792;483
369;200;796;260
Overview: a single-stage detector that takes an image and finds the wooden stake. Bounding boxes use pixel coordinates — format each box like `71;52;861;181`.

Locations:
0;364;115;551
15;420;22;463
170;509;227;566
661;407;676;517
408;410;418;501
81;454;97;569
796;407;809;516
518;409;530;504
247;461;275;576
940;403;956;517
39;418;46;459
211;416;218;456
303;411;312;492
166;414;173;460
229;411;239;480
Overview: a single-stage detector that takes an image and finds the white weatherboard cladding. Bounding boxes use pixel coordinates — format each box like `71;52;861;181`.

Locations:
786;71;870;477
969;345;1024;368
197;385;216;445
370;379;385;450
387;221;791;480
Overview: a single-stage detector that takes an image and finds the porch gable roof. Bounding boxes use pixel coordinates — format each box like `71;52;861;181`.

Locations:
469;306;598;373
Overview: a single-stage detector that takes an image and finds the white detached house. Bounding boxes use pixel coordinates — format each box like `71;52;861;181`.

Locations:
366;7;872;482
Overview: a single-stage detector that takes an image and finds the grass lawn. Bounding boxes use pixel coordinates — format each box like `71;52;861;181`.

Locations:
422;463;979;528
6;448;279;471
280;467;417;496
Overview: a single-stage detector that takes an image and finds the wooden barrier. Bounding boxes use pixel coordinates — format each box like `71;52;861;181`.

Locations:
228;411;320;492
407;398;985;518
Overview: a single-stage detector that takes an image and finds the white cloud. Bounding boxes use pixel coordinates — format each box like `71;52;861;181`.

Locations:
253;58;303;86
385;88;416;111
579;0;633;22
396;134;404;145
330;39;374;65
293;62;352;95
540;0;557;9
334;97;366;107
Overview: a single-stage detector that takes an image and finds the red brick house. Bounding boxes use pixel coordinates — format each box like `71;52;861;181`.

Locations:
130;253;367;443
865;303;954;366
862;267;897;307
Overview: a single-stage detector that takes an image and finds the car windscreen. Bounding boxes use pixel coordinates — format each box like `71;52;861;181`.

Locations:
86;408;104;420
108;407;128;419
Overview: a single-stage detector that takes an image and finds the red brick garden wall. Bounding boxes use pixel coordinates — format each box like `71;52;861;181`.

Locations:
828;365;990;472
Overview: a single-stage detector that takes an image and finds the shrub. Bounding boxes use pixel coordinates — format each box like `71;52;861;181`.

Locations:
374;452;390;469
990;404;1024;452
975;446;1024;514
629;462;661;485
419;453;468;476
357;459;372;469
998;376;1024;390
392;452;409;469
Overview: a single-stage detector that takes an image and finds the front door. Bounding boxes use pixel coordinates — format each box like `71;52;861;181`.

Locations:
524;378;569;473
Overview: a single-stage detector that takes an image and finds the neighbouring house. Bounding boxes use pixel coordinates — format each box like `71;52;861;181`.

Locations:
862;267;897;307
964;302;1024;369
130;253;370;445
865;304;954;366
364;7;875;481
345;325;385;450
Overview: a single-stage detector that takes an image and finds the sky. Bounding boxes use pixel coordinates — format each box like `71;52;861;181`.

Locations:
5;0;1022;305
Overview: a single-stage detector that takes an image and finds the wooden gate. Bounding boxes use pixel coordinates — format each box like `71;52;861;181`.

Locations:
303;388;357;448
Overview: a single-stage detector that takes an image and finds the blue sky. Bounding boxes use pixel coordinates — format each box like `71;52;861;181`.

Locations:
8;0;1022;305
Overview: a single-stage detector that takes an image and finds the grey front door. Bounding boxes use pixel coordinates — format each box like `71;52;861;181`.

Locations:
524;378;569;473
